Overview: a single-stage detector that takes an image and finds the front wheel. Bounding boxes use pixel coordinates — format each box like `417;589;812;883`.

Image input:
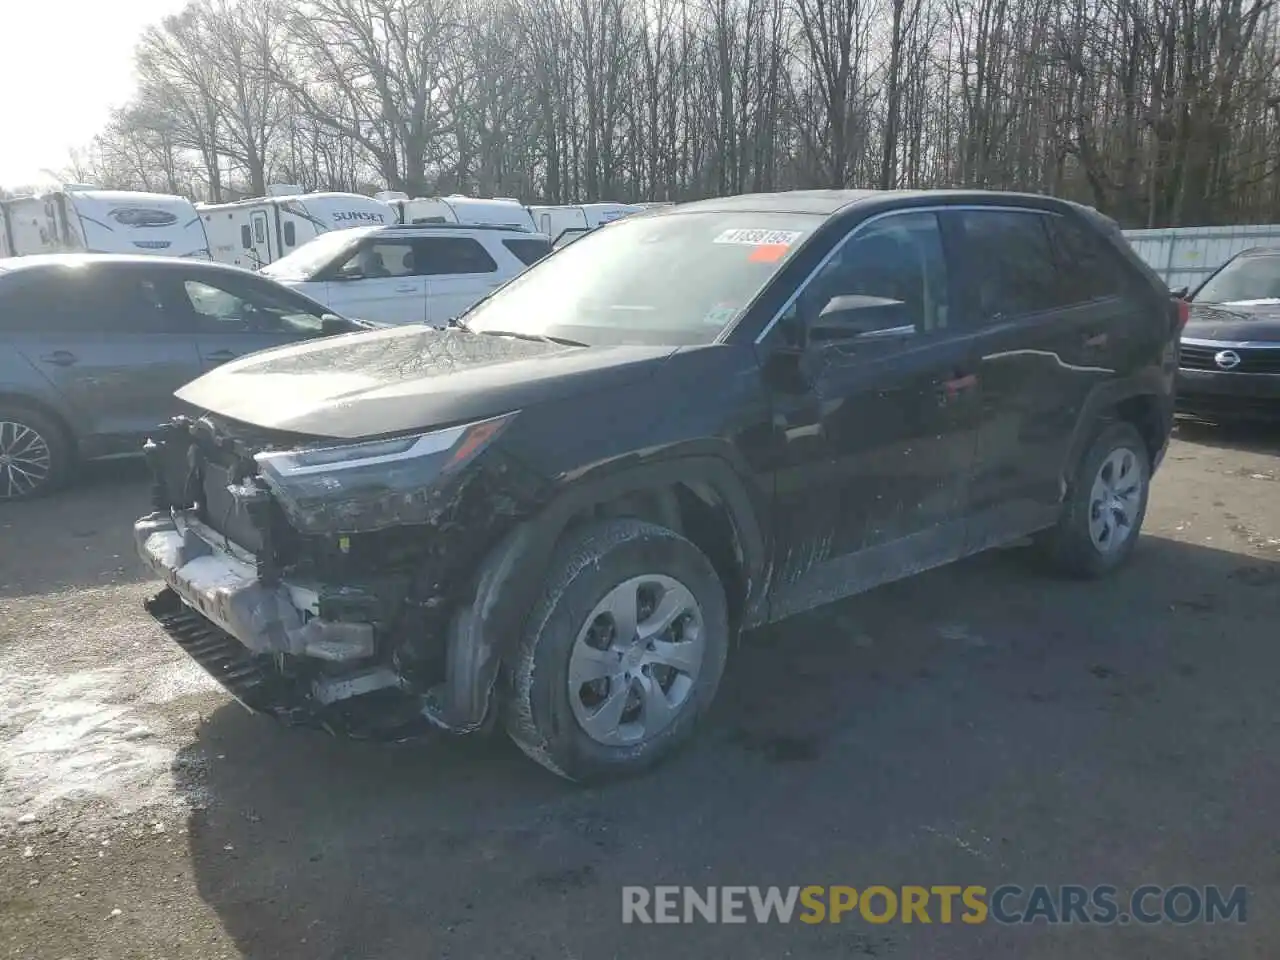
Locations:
0;406;70;502
503;517;729;782
1038;421;1151;578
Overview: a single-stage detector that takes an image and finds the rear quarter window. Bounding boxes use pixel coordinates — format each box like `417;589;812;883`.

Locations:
1047;216;1132;304
503;237;552;266
411;236;498;275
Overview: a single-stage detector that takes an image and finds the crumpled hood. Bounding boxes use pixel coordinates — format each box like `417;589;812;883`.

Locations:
176;324;677;439
1185;302;1280;342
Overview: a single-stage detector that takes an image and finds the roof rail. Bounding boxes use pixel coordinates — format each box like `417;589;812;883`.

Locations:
387;222;536;233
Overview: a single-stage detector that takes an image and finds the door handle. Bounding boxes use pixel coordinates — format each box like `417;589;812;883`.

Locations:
940;373;977;392
205;350;238;363
394;285;417;294
1083;331;1108;348
936;372;977;407
40;350;77;367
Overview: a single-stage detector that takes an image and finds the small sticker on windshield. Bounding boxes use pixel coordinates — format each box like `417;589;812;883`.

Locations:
713;229;804;247
702;304;739;325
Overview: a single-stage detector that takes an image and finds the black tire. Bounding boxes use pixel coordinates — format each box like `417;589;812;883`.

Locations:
0;404;72;502
1038;421;1151;578
503;517;730;782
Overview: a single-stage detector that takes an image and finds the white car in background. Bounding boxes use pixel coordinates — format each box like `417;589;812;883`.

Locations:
260;223;552;325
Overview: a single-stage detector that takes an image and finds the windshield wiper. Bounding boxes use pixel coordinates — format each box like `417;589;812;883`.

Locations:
465;328;588;348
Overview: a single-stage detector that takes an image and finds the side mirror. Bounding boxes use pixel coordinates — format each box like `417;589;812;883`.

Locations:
809;295;915;344
336;262;364;281
1170;285;1189;300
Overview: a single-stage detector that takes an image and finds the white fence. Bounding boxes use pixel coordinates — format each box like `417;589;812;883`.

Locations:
1121;224;1280;291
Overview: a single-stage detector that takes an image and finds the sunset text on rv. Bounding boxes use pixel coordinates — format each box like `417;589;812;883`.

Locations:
197;186;395;269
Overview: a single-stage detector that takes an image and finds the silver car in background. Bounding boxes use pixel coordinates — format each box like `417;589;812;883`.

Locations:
0;254;368;501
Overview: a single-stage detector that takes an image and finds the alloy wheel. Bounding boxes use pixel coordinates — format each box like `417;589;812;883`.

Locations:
0;420;52;500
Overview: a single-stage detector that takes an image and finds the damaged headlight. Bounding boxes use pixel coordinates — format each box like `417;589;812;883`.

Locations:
254;413;515;534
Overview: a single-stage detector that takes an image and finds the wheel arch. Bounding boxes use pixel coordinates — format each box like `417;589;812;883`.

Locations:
424;454;768;735
0;391;78;454
1063;378;1172;495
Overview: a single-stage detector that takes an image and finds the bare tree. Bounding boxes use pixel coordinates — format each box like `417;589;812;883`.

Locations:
56;0;1280;226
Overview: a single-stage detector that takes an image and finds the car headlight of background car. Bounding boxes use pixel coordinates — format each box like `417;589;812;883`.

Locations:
254;413;515;534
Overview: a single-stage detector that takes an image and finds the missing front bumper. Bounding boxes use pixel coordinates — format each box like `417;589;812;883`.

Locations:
135;511;376;662
134;510;433;733
144;588;432;737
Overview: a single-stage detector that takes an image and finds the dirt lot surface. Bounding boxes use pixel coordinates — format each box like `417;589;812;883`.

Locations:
2;421;1278;959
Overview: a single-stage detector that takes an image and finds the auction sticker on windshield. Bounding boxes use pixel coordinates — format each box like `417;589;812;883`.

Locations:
713;229;805;247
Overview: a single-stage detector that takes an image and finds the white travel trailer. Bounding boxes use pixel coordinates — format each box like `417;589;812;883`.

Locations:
0;186;210;258
380;193;537;232
527;202;645;247
198;185;395;269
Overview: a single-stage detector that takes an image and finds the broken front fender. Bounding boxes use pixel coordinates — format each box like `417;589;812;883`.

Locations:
421;453;769;734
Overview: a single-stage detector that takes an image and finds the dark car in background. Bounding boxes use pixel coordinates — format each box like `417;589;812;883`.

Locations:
0;254;369;501
134;189;1180;782
1177;246;1280;421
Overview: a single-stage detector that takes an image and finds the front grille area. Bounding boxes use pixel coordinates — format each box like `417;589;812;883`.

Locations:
148;415;303;566
201;461;265;553
1180;343;1280;373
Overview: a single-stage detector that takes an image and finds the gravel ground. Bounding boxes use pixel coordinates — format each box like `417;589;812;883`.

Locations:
1;421;1278;959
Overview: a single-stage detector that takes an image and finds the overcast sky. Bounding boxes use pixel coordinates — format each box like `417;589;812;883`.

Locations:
0;0;189;189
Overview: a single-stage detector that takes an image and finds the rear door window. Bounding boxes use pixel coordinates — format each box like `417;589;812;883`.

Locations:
411;237;499;275
1;269;172;333
955;210;1062;320
503;237;552;266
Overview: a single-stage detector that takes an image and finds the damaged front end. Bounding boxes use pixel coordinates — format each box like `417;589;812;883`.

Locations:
135;410;533;738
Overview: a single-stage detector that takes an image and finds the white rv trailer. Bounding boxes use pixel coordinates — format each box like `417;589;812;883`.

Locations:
527;202;645;247
380;193;538;232
198;185;395;269
0;186;210;258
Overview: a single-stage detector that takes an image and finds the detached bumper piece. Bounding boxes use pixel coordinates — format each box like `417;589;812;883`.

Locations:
137;512;434;740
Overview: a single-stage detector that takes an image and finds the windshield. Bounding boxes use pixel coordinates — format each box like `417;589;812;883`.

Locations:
461;211;822;346
261;230;365;281
1193;253;1280;304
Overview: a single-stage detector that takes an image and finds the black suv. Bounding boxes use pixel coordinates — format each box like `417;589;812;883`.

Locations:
134;190;1179;781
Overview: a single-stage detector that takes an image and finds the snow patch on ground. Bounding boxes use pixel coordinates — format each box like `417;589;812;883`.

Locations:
0;649;219;826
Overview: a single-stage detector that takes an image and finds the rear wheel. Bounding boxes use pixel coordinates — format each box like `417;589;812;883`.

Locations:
0;406;70;502
503;517;729;782
1039;421;1150;578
